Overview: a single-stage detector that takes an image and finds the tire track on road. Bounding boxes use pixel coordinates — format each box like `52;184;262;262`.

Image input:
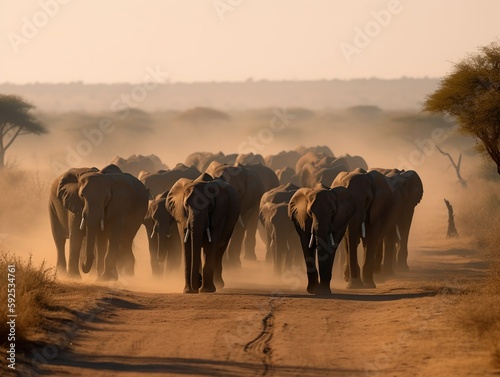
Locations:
244;301;275;375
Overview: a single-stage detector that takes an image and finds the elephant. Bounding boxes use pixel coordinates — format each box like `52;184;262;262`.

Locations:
143;191;181;276
206;164;266;266
51;164;149;280
139;164;201;198
332;168;393;288
276;166;301;186
295;151;326;173
110;154;168;177
166;174;240;293
295;145;334;158
235;153;266;166
298;162;348;188
259;183;301;276
264;150;301;171
289;184;356;294
184;151;237;172
371;168;423;273
241;163;280;192
49;167;98;278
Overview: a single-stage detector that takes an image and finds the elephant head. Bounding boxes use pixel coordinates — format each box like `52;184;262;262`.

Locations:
289;185;356;294
147;191;176;264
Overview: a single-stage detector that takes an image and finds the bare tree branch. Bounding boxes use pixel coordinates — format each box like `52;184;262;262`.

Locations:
436;146;467;187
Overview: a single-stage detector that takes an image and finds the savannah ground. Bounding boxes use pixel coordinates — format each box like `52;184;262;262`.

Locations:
0;106;499;376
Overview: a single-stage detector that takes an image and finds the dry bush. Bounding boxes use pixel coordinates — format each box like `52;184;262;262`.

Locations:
0;252;56;347
455;179;500;366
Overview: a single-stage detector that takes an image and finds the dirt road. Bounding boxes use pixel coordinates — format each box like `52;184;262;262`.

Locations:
35;236;495;377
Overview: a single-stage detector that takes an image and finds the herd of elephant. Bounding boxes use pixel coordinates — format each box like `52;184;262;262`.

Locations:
48;145;423;295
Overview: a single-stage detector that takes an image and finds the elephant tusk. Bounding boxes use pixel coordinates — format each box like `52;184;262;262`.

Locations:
79;217;85;231
184;228;190;243
396;225;401;241
100;219;104;231
308;224;315;248
206;227;212;243
166;234;170;238
329;233;335;247
238;215;245;228
361;222;366;238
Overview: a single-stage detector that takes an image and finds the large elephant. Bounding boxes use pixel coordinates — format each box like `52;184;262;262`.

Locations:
184;151;237;172
49;167;98;277
143;191;181;276
298;162;348;188
289;185;356;294
332;169;392;288
264;150;301;171
139;164;201;198
275;167;300;186
259;183;301;276
52;165;149;280
371;168;423;273
166;174;240;293
206;164;266;266
235;153;266;166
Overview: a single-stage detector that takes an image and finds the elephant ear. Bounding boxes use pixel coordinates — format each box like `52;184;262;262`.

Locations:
288;188;311;231
57;168;97;213
401;170;423;205
330;187;356;227
166;178;192;225
367;170;392;224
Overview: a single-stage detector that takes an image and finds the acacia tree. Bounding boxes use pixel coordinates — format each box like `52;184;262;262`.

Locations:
0;95;46;169
424;41;500;175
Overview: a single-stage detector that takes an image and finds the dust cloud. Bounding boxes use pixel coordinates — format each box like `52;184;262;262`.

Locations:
1;102;495;294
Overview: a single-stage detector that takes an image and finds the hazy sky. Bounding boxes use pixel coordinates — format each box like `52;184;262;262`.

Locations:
1;0;499;83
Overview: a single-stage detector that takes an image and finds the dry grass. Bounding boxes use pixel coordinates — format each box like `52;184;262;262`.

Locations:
0;252;56;345
456;179;500;367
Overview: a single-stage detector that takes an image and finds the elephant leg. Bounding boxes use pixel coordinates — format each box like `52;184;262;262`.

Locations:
381;234;396;276
120;240;135;277
67;229;84;278
200;246;216;293
226;222;245;268
149;234;162;277
243;208;259;261
182;230;196;293
362;225;382;289
317;247;334;295
296;226;318;294
96;233;107;278
346;227;363;289
258;221;272;263
101;233;120;281
396;211;413;272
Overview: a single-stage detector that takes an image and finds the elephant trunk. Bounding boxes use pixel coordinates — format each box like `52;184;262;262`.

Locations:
82;217;99;274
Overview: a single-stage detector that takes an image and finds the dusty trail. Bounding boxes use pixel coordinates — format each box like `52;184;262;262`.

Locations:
39;236;495;377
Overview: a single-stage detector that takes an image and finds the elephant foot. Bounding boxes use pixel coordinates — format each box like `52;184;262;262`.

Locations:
314;284;332;295
306;281;319;294
183;286;199;294
200;284;216;293
346;279;364;289
214;278;225;289
363;280;377;289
